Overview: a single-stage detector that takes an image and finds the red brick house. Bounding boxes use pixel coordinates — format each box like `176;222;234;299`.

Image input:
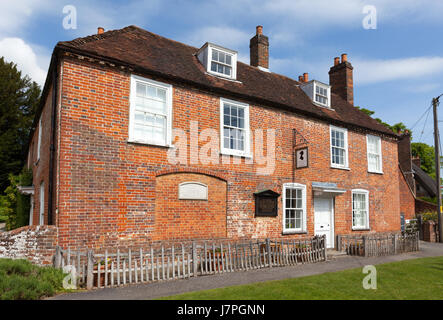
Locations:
25;25;404;251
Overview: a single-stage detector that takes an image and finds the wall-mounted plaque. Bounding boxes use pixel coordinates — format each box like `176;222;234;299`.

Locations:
254;189;280;217
179;182;208;200
295;147;308;169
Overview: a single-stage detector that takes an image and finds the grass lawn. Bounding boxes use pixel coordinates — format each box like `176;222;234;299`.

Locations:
160;256;443;300
0;258;68;300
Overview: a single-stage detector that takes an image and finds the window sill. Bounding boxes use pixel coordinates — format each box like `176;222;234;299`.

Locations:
368;170;383;175
330;165;350;171
127;139;171;148
282;230;307;235
352;228;370;231
205;71;241;83
220;150;253;159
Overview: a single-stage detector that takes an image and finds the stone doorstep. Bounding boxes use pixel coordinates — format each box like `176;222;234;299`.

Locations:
326;249;348;259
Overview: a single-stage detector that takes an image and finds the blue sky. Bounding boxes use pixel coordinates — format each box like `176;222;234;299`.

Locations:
1;0;443;145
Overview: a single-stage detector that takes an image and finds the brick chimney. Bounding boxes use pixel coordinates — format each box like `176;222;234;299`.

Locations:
398;132;416;195
250;25;269;69
412;156;421;167
329;53;354;105
97;27;104;35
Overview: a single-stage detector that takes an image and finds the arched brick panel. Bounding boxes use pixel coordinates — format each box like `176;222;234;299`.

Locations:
153;172;227;241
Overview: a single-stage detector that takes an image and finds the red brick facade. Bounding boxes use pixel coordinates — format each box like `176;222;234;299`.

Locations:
399;168;416;220
25;54;404;251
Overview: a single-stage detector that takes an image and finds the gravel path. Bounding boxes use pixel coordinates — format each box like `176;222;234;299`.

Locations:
50;241;443;300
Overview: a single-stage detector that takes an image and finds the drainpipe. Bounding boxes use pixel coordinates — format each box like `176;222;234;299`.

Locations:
48;54;59;225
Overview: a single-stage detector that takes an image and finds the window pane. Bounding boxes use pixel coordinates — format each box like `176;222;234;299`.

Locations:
226;54;231;65
136;83;146;96
211;61;217;72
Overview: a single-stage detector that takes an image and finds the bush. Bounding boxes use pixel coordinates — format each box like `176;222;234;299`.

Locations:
418;211;438;222
0;258;66;300
0;167;32;231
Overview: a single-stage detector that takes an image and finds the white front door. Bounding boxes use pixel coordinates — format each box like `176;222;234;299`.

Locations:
314;197;334;248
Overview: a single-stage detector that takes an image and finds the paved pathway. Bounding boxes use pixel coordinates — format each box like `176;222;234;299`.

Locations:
51;241;443;300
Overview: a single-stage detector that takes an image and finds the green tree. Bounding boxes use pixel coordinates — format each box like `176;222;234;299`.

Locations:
355;106;410;134
411;142;436;178
1;167;33;230
0;57;40;193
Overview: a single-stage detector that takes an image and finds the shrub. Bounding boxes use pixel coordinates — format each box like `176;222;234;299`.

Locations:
0;258;66;300
0;167;32;231
418;211;438;222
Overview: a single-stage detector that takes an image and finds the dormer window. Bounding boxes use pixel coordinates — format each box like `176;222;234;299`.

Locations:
300;80;331;108
197;43;237;80
315;84;329;106
211;49;232;77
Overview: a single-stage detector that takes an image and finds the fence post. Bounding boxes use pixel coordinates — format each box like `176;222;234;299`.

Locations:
266;238;272;268
54;246;62;269
363;236;368;257
86;250;94;290
336;235;341;251
416;231;420;251
323;235;327;261
393;234;398;254
192;241;198;277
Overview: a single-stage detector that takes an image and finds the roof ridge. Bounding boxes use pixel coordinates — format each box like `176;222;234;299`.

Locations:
59;25;138;46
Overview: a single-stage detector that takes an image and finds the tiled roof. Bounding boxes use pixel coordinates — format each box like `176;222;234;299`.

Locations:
412;163;437;197
57;25;397;137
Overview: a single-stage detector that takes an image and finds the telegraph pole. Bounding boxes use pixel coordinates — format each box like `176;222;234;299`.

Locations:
432;96;443;243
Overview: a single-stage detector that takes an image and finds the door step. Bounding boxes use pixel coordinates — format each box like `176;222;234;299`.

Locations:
326;249;348;259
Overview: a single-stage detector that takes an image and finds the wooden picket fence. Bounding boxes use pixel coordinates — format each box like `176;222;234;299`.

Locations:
337;232;419;257
53;235;327;289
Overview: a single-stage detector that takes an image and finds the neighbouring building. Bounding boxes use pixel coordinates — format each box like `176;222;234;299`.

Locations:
20;25;407;253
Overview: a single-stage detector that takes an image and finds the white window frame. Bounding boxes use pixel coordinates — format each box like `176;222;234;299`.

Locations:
330;125;349;169
129;75;173;147
314;82;331;108
351;189;370;230
39;182;44;225
282;183;307;234
37;118;42;161
207;44;237;80
220;98;251;158
366;134;383;174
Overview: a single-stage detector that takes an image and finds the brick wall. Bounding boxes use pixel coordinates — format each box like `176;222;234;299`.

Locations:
416;198;438;213
41;56;404;251
0;226;58;265
27;85;55;226
399;168;415;220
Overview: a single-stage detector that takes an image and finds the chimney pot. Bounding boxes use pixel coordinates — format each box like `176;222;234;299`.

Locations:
334;57;340;66
256;25;263;35
303;73;308;82
97;27;104;35
341;53;348;63
298;75;303;82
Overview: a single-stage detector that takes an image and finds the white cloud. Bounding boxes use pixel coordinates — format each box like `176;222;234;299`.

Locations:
354;56;443;84
0;0;52;37
0;38;48;86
